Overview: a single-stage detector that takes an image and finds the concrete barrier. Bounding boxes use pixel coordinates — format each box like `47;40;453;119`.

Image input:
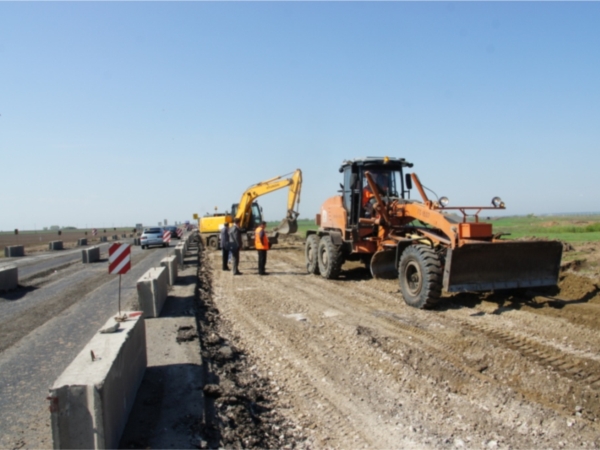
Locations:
100;236;108;242
82;246;101;264
112;235;119;241
180;238;188;254
77;238;88;246
49;241;64;251
160;255;178;286
0;265;18;291
49;313;146;449
133;238;141;246
136;267;168;318
4;245;25;257
174;245;185;267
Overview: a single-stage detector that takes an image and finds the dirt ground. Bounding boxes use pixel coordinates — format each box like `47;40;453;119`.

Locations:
0;229;135;257
198;235;600;449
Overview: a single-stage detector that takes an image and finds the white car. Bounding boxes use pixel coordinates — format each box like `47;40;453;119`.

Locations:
140;228;167;249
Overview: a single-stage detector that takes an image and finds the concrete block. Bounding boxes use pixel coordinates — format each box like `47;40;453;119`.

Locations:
112;235;119;241
160;255;178;286
180;238;187;254
82;246;101;264
4;245;25;257
174;245;185;267
100;236;108;242
77;238;88;246
0;265;18;291
136;267;168;318
133;238;141;246
49;241;64;250
49;313;146;450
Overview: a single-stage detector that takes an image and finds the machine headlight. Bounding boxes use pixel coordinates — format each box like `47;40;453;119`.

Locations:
439;196;449;207
492;196;504;208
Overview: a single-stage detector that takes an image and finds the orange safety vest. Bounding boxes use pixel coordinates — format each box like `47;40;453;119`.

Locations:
362;186;374;207
255;225;270;250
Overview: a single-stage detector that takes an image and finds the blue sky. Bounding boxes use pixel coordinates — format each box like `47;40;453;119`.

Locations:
1;2;599;231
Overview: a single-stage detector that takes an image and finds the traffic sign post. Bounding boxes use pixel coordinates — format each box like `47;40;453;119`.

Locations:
108;243;131;320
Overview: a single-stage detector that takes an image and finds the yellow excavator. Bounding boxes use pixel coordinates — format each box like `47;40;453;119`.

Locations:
199;169;302;250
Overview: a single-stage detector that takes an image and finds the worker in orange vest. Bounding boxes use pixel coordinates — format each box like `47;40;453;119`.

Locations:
362;172;389;217
255;221;270;275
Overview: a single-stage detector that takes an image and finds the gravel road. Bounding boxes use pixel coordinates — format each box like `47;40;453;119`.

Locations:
200;236;600;449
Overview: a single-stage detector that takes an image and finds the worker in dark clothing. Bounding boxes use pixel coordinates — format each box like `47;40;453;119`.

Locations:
255;221;270;275
228;218;243;275
220;222;230;271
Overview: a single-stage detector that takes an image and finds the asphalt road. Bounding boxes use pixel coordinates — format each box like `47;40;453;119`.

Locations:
0;240;180;449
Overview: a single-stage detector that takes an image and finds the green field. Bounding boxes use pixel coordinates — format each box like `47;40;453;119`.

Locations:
269;215;600;243
490;215;600;243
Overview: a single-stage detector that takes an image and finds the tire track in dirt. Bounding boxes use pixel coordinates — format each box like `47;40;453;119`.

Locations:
283;249;600;428
227;247;600;447
212;252;427;448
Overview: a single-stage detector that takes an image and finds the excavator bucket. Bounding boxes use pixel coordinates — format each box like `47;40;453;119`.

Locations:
275;217;298;235
444;240;563;292
370;250;397;279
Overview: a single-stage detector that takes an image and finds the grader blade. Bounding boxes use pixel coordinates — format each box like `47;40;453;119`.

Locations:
370;250;397;279
444;240;563;293
275;218;298;235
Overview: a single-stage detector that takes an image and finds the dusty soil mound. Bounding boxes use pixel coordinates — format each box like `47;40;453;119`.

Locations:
558;273;600;302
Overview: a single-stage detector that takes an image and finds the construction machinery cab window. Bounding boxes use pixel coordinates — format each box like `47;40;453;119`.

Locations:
231;202;262;230
360;168;403;219
342;165;405;224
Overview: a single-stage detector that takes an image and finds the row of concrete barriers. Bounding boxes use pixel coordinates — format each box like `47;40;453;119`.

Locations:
9;235;139;254
48;231;197;449
1;233;193;292
3;237;125;259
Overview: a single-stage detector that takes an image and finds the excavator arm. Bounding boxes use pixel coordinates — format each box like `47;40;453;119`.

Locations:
235;169;302;234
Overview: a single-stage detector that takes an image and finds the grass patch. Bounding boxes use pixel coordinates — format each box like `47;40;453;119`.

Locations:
269;215;600;243
491;215;600;242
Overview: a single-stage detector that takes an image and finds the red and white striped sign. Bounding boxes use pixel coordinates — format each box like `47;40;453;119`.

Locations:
108;243;131;274
92;228;97;236
176;228;183;238
163;229;171;243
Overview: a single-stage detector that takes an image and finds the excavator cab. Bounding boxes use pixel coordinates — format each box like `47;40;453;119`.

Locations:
231;202;263;231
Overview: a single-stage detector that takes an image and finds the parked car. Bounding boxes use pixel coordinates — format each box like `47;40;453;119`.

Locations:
163;225;180;239
140;227;167;249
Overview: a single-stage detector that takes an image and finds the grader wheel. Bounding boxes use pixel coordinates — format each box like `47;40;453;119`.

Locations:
398;245;442;309
305;234;320;274
317;236;343;279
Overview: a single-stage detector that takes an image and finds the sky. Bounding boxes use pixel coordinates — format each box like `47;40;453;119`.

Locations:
1;1;599;231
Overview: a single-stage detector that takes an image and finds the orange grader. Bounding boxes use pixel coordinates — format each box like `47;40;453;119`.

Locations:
305;157;562;308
